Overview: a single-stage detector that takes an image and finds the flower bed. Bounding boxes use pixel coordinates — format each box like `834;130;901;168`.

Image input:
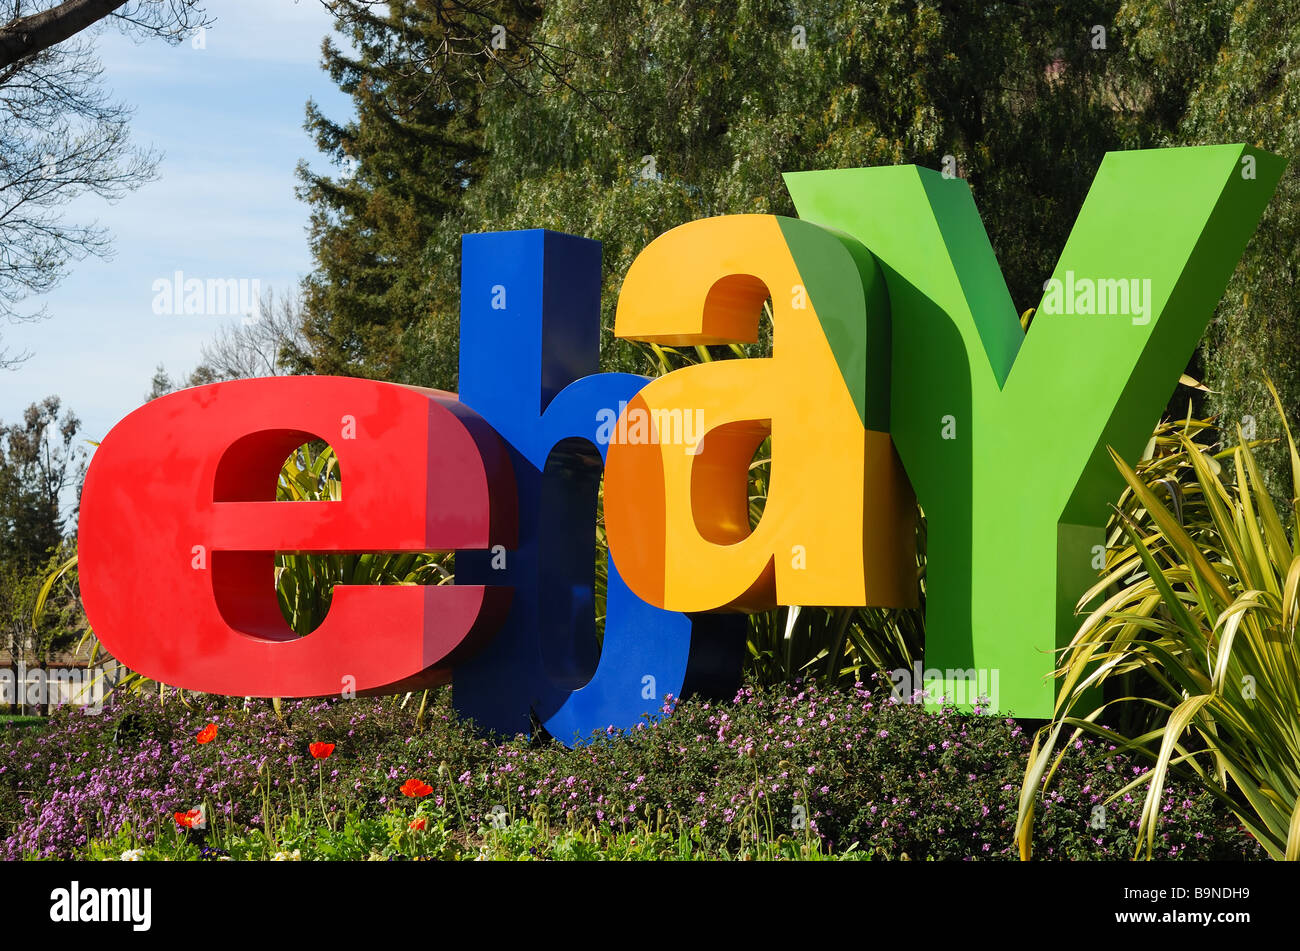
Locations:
0;678;1264;860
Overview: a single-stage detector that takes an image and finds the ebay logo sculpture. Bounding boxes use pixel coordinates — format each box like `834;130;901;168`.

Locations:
79;145;1282;742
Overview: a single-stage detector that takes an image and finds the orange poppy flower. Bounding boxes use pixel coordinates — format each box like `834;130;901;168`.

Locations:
196;723;218;744
409;817;428;831
174;808;203;829
400;778;433;798
309;742;335;760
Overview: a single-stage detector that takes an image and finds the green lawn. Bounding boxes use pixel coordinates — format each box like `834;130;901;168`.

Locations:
0;714;43;727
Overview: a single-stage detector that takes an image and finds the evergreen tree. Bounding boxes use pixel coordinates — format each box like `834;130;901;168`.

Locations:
301;1;1158;385
0;397;85;574
291;0;541;387
460;0;1146;374
1114;0;1300;497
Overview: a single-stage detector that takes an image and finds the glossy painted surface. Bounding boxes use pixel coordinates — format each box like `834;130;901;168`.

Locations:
454;230;744;744
605;214;915;613
79;376;516;696
76;145;1284;725
786;144;1285;716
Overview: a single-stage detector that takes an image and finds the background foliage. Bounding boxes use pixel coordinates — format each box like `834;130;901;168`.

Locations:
295;1;1160;386
290;2;1300;500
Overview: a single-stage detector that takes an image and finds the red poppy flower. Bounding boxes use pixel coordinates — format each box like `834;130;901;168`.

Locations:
196;723;218;744
400;778;433;798
309;742;335;760
409;817;428;831
174;808;203;829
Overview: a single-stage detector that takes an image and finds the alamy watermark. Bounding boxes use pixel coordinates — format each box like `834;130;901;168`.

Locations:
151;271;261;319
0;664;119;714
1040;270;1153;325
888;661;1000;711
50;881;151;931
596;402;704;455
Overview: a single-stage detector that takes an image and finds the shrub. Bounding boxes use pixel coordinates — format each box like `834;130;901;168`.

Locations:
1018;385;1300;860
0;678;1261;861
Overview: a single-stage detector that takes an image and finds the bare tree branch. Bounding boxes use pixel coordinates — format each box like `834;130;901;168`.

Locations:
0;1;211;71
0;1;209;365
0;0;126;71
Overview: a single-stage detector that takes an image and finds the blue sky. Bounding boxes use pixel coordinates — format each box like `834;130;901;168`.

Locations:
0;0;352;446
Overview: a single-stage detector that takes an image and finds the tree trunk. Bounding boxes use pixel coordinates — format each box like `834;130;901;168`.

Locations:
0;0;129;71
